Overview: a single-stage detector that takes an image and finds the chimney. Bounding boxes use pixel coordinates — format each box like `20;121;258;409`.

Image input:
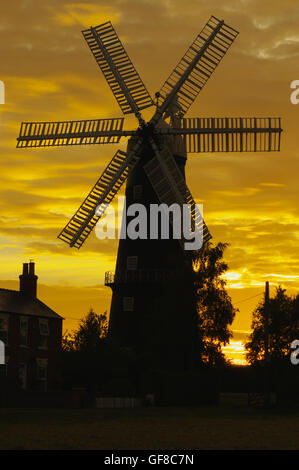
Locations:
19;261;38;298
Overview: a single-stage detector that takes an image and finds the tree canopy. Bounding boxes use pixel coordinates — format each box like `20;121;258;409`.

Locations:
245;286;299;364
62;308;108;353
193;242;238;365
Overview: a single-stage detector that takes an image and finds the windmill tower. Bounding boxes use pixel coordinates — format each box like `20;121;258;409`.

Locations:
17;16;282;366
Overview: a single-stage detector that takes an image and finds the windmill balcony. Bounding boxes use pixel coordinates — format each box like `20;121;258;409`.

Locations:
104;269;178;287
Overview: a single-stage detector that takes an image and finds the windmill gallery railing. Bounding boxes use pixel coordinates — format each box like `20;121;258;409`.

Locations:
105;269;183;286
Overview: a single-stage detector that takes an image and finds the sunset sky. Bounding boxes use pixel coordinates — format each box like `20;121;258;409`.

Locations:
0;0;299;363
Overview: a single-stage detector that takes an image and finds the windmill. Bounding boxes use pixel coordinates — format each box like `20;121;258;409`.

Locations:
17;16;282;358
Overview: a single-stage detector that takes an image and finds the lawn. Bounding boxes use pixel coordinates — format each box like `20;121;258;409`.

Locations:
0;395;299;450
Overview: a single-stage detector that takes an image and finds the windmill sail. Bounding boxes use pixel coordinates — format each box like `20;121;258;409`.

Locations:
179;117;282;152
16;15;282;254
17;118;125;148
153;16;238;122
82;22;153;118
58;148;140;248
144;143;211;250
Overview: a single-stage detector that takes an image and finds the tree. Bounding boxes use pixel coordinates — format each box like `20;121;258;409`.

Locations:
62;309;108;353
245;286;299;364
72;308;108;352
62;309;137;394
245;288;299;404
192;242;237;365
62;309;108;391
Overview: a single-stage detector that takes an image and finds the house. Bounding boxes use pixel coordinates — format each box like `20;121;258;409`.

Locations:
0;262;63;393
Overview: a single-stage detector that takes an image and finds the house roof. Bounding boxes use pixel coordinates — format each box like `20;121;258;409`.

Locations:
0;288;63;319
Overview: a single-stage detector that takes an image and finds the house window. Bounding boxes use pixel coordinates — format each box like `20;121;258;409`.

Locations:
18;363;27;390
0;314;9;345
133;185;143;201
126;256;138;271
123;297;134;312
38;318;49;349
20;316;29;346
36;358;47;392
0;364;7;377
0;355;8;378
39;318;49;335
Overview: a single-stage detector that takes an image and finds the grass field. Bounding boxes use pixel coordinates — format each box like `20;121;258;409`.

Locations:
0;395;299;450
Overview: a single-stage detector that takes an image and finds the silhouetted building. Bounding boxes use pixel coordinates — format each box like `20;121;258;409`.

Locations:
0;262;63;393
106;142;197;371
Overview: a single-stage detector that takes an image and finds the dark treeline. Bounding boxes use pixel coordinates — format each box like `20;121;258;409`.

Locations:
222;287;299;404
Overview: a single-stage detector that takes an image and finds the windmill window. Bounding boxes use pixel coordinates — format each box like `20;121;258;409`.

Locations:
123;297;134;312
133;185;143;200
126;256;138;271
